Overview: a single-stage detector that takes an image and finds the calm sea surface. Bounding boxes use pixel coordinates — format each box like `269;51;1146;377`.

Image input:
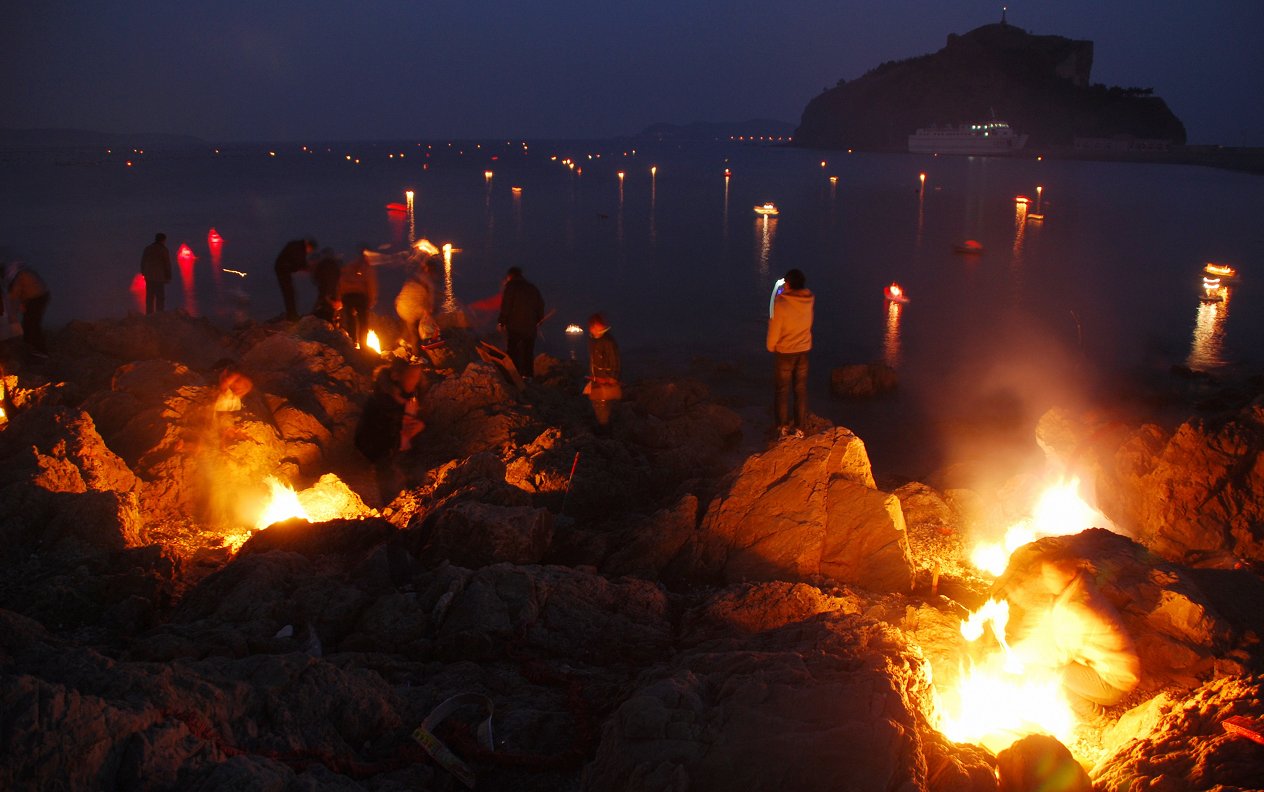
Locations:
3;141;1261;474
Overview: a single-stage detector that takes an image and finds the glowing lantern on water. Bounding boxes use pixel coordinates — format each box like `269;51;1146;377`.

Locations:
884;283;908;303
724;168;732;178
484;170;493;180
512;186;523;194
617;171;625;181
177;244;196;266
364;330;383;354
255;477;311;531
565;324;584;335
919;172;926;187
829;175;838;184
207;228;223;249
820;160;827;168
650;165;657;176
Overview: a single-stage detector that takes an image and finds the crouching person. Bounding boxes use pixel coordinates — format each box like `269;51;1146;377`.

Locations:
355;358;425;505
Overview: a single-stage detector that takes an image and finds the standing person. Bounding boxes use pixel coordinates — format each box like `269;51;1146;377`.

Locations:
497;267;545;379
340;245;378;350
140;232;171;314
310;248;342;324
2;262;51;359
395;243;438;353
274;238;315;322
766;268;814;439
585;313;621;435
354;358;426;505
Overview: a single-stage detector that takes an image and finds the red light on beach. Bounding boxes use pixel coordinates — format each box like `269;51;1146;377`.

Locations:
129;274;146;313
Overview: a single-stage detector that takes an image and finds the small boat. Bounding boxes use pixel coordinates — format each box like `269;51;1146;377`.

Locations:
953;240;984;255
754;203;779;217
884;283;909;303
1204;263;1237;278
385;202;408;213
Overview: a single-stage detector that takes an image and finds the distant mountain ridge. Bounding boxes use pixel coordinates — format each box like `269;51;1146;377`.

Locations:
0;128;207;151
795;20;1186;150
635;119;795;142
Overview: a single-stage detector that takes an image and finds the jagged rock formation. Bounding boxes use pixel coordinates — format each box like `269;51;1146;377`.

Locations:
1;312;1262;789
795;21;1186;150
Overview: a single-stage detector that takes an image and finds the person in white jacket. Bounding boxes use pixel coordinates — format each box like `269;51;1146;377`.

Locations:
766;268;814;438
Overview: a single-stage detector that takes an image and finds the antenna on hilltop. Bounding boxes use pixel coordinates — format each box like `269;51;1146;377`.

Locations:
1001;5;1008;25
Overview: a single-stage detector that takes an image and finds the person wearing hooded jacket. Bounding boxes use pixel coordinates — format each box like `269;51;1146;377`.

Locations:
3;262;51;358
766;268;814;438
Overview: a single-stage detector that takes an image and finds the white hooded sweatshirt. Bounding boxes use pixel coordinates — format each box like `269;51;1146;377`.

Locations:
766;288;814;354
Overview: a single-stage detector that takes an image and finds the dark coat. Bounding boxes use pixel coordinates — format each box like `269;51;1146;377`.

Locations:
498;276;545;335
274;240;310;275
140;241;171;282
354;375;419;462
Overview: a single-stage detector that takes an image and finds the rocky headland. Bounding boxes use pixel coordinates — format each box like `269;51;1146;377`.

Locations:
1;312;1262;790
795;20;1186;151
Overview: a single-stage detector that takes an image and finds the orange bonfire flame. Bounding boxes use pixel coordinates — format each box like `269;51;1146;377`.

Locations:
364;330;383;355
934;476;1119;753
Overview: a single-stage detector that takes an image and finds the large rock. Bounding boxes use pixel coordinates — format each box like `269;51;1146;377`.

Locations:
1036;405;1264;564
413;501;554;567
689;428;913;591
584;612;997;792
1092;674;1264;791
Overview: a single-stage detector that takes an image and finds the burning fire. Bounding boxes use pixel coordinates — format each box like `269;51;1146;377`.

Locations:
935;476;1121;753
255;477;311;530
364;330;383;354
969;477;1111;576
936;598;1077;752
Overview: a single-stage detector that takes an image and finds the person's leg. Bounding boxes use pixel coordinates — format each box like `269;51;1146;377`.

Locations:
592;399;611;430
507;332;530;377
277;270;297;321
792;352;809;432
522;336;536;378
23;295;49;354
774;353;792;430
145;279;156;314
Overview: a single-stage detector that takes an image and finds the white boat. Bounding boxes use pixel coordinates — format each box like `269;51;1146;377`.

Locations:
909;122;1029;155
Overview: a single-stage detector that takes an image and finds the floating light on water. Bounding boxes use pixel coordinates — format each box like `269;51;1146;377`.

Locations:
365;330;383;354
177;244;196;266
405;190;415;203
884;282;908;303
222;268;247;278
820;160;827;168
565;324;584;335
1203;262;1237;278
650;165;657;176
724;168;732;178
919;172;926;187
268;151;276;157
829;176;838;184
208;228;224;249
484;170;494;180
617;171;625;180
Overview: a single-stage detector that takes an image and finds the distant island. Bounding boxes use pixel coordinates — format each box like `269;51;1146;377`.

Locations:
794;17;1186;151
635;119;795;143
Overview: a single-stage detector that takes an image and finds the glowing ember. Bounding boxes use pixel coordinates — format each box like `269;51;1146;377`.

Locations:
365;330;383;354
255;477;311;531
969;477;1112;576
414;239;440;256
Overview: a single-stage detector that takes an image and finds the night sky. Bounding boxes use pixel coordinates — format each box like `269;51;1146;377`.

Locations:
4;0;1262;145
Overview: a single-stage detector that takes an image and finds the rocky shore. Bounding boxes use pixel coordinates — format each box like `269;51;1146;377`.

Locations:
1;312;1262;791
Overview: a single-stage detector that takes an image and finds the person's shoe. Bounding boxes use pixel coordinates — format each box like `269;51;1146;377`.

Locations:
777;426;792;440
791;428;805;440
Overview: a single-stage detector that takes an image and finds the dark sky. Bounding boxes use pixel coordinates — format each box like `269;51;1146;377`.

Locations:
4;0;1261;145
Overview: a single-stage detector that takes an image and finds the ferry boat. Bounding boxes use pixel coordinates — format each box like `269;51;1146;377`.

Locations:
909;122;1029;155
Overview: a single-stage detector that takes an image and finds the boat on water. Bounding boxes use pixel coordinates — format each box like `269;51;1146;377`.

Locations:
1204;262;1237;278
754;203;779;217
884;283;909;303
909;122;1029;155
953;240;984;255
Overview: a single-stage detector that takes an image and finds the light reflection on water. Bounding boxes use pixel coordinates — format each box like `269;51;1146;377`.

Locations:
1187;289;1230;370
884;300;903;369
756;215;777;280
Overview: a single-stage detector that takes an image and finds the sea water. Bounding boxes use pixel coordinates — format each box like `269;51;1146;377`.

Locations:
2;141;1260;473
